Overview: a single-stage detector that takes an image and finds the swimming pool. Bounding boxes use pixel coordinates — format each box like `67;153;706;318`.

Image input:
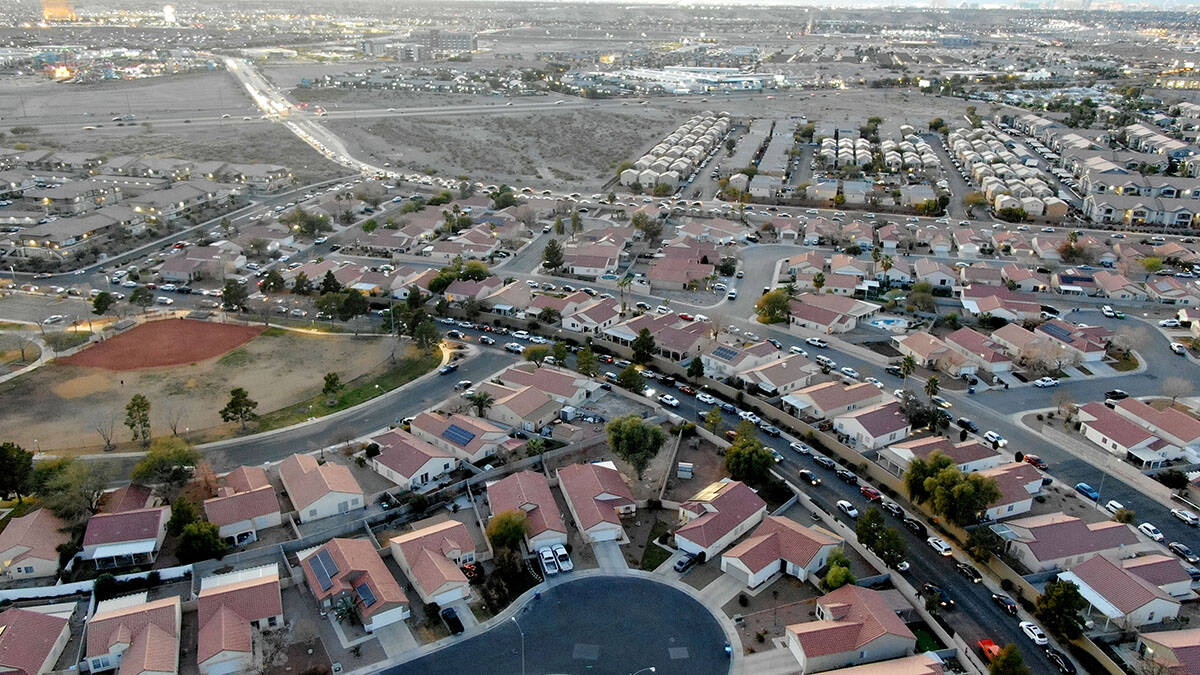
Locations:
869;317;909;332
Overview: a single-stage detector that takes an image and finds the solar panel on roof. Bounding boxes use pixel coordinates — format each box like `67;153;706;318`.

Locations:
310;549;338;592
356;582;377;608
1039;322;1074;343
442;424;477;447
712;346;739;361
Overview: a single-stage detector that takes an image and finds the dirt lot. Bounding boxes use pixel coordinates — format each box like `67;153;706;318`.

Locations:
0;328;398;451
723;574;822;652
62;320;262;370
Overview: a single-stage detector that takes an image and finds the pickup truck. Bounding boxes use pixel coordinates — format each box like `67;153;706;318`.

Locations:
977;639;1001;663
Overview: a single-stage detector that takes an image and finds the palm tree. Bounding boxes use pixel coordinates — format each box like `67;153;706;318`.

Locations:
924;376;940;400
617;277;632;314
466;391;494;418
880;255;894;287
813;272;826;293
900;354;916;389
871;248;881;264
333;596;360;626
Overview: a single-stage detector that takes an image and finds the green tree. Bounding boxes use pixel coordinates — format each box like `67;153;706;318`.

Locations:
553;216;565;236
631;328;656;364
616;365;645;394
129;286;153;311
631;211;663;241
413;318;440;352
929;469;1001;526
486;509;530;551
813;272;825;292
1140;256;1163;279
92;291;114;317
524;344;551;365
904;452;954;505
177;521;226;563
260;269;286;293
552;341;569;364
989;644;1029;675
873;528;906;570
900;354;916;388
322;372;343;401
967;526;1004;562
704;405;723;433
124;394;151;446
337;292;370;322
292;272;312;295
167;496;200;536
606;414;666;479
222;280;249;311
131;437;201;488
1035;580;1088;640
755;289;791;323
219;387;259;430
725;442;774;484
542;238;564;270
571;210;583;240
1112;507;1135;524
37;460;108;523
466;391;495;418
576;346;598;376
854;507;886;550
823;550;856;590
924;376;940;400
320;270;343;295
687;357;704;380
0;442;33;504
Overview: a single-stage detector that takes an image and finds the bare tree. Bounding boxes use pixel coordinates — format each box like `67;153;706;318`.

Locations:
513;204;538;230
1163;377;1194;404
1111;325;1148;356
15;334;36;362
191;461;220;499
162;405;186;437
93;413;118;452
1052;390;1076;418
258;627;291;670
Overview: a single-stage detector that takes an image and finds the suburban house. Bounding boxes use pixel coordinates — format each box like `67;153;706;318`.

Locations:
561;298;621;334
368;428;458;491
782;381;889;420
197;565;284;675
989;323;1045;360
1035;319;1112;362
390;519;476;606
700;341;783;380
786;585;915;673
0;508;68;581
277;453;364;524
556;462;636;544
1122;554;1196;599
496;363;602;407
85;594;180;674
80;506;170;570
1147;276;1200;305
1137;628;1200;675
893;332;951;369
996;513;1145;572
788;294;880;334
487;470;568;551
410;412;511;464
474;382;562;433
675;480;767;560
721;516;839;588
299;538;409;632
977;462;1044;521
912;258;958;288
738;354;820;397
1077;402;1184;467
877;436;1005;476
942;327;1013;374
834;402;911;450
0;606;71;675
203;465;282;547
1058;555;1180;630
1093;271;1147;300
1113;398;1200;451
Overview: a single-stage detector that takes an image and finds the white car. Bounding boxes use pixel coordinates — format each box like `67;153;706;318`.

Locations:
696;392;717;405
1171;342;1188;355
983;431;1008;447
1139;522;1165;541
552;544;573;572
789;441;812;455
1171;508;1199;526
1019;621;1049;646
512;330;530;340
737;410;761;424
1159;319;1181;328
840;367;859;379
528;335;549;344
927;537;952;556
864;377;883;389
658;394;680;408
655;305;670;314
806;337;828;348
1033;377;1060;388
836;500;859;519
539;547;559;576
789;345;808;357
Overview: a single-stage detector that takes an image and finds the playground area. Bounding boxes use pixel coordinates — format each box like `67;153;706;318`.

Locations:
60;319;264;370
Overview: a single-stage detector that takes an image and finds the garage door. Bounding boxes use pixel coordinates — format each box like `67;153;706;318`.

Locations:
202;656;245;675
721;559;753;587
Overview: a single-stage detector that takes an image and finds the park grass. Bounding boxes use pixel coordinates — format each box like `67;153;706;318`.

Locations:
253;347;441;432
0;322;32;331
1109;350;1139;372
639;519;674;571
216;348;253;367
44;331;91;351
260;327;286;337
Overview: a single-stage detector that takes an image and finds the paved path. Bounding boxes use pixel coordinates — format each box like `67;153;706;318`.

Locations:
0;331;50;385
697;573;744;608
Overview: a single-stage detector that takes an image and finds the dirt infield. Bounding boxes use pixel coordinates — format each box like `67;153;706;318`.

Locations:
61;320;264;371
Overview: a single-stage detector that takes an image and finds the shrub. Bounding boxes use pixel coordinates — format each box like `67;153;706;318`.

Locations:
364;443;381;458
739;593;749;607
1000;578;1014;592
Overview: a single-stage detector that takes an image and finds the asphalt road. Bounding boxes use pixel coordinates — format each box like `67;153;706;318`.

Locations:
392;576;730;675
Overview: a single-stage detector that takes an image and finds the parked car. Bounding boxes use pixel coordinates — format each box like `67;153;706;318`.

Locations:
696;392;716;405
789;345;808;357
927;536;952;556
839;366;859;379
657;394;680;408
836;500;859;519
806;337;828;348
553;544;573;572
880;501;903;518
955;562;982;583
1074;482;1100;501
983;431;1008;447
1171;342;1188;355
1104;499;1125;515
991;593;1018;615
673;552;698;573
437;363;459;375
1024;455;1048;470
1019;621;1049;646
1104;389;1130;401
813;455;836;470
505;342;524;354
1045;647;1078;674
922;583;955;609
539;547;559;575
797;469;821;486
1159;319;1181;328
835;469;859;485
1033;377;1060;388
789;441;812;455
479;335;496;345
1138;522;1165;541
859;486;882;502
956;417;980;433
1169;542;1200;564
978;639;1001;663
1171;508;1199;526
440;607;464;636
903;518;927;537
884;365;903;378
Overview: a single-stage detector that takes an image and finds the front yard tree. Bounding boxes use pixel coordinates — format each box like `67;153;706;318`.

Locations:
632;211;663;242
606;415;666;480
132;437;201;490
466;391;494;418
873;527;906;570
631;328;656;364
704;405;723;433
37;460;108;524
755;289;791;324
524;344;551;366
320;270;342;295
260;269;286;293
413;318;440;352
904;451;954;505
292;272;312;295
167;496;200;536
129;286;154;312
337;292;370;322
177;521;226;563
616;365;645;394
485;509;529;551
92;291;114;317
725;420;774;484
219;387;259;430
1163;376;1194;404
576;346;598;376
124;394;152;446
222;280;249;311
542;238;564;270
0;442;33;503
687;357;704;380
854;507;886;550
552;341;569;364
1035;580;1088;640
923;376;940;400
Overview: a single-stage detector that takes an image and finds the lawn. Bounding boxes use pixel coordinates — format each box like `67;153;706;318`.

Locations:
639;519;674;571
1109;350;1139;372
912;626;944;653
253;347;441;432
44;331;91;351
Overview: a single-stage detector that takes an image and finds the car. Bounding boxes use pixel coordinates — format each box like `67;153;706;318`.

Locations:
539;546;559;575
836;500;859;518
635;301;652;311
859;485;882;502
552;544;573;572
737;410;761;424
679;385;697;395
437;363;459;375
446;330;465;340
839;366;859;379
696;392;716;405
41;315;64;325
922;583;955;609
884;364;903;378
1159;319;1181;328
477;335;495;345
880;501;903;518
504;342;524;353
1074;482;1100;501
1139;522;1165;541
806;337;828;348
719;402;736;413
528;335;549;344
1104;389;1130;401
903;518;927;537
813;455;836;470
955;562;983;583
978;639;1001;663
956;417;980;433
864;376;884;389
992;593;1019;615
658;394;680;408
983;431;1008;447
726;290;737;300
1171;508;1199;526
761;424;782;437
1034;377;1060;388
797;469;821;486
768;448;784;463
673;552;698;573
440;607;465;636
1024;454;1048;470
789;345;808;357
927;536;952;556
1171;342;1188;355
1019;621;1049;646
1045;647;1077;674
655;305;670;314
1104;499;1125;515
512;330;530;340
1169;542;1200;564
931;395;952;408
835;469;859;485
789;441;812;455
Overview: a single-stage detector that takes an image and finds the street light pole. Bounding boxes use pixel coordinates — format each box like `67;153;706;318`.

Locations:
510;616;525;675
630;668;657;675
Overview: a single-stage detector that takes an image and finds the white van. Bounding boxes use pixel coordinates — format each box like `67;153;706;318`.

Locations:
815;354;836;368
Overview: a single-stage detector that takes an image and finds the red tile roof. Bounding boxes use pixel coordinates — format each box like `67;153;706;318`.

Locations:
836;401;910;438
1069;554;1177;614
1079;402;1157;449
487;471;566;540
197;572;282;665
1122;555;1193;589
82;507;167;547
390;520;474;599
0;508;68;567
369;429;455;479
1140;628;1200;674
300;538;407;620
86;596;179;665
1007;513;1139;563
557;463;635;532
204;466;281;528
677;480;766;548
724;516;838;575
0;607;69;675
102;484;154;513
788;585;914;657
277;453;363;511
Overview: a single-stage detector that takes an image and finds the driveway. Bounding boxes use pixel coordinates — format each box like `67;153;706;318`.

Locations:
388;575;730;675
591;539;628;570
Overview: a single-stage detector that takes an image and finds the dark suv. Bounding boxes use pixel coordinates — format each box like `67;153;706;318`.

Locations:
440;607;464;636
956;417;979;433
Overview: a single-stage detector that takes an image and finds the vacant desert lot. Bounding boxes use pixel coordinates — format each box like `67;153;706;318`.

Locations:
0;328;399;451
